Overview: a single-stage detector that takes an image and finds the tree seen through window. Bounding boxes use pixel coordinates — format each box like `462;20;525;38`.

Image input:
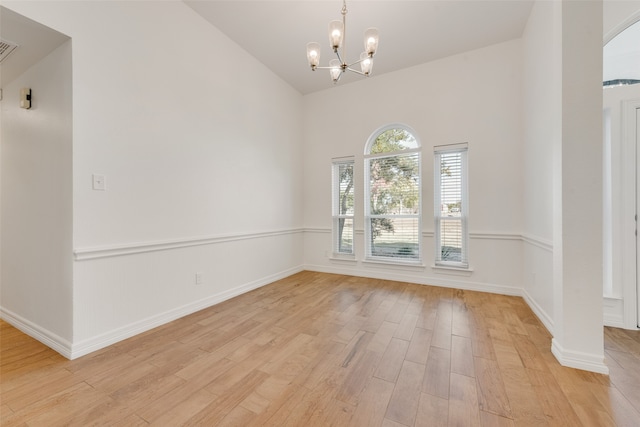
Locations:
365;127;421;261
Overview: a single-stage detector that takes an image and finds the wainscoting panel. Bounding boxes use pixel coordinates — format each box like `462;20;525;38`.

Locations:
70;229;304;358
303;228;523;297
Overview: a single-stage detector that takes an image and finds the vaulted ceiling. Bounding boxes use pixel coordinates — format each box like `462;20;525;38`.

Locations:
184;0;536;94
3;2;638;95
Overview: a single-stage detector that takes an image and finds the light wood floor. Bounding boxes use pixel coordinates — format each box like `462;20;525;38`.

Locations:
2;271;640;426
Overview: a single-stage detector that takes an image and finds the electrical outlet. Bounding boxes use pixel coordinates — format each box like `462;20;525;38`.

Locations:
195;272;203;285
92;174;106;191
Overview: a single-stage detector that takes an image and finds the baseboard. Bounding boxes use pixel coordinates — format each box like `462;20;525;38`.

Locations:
551;338;609;375
521;288;555;335
0;308;73;359
304;263;522;297
603;297;625;328
70;265;304;359
4;265;303;360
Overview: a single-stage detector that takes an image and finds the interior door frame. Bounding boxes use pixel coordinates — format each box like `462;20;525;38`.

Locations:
623;98;640;328
637;106;640;328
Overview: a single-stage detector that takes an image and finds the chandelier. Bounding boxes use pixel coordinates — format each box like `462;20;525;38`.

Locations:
306;0;379;83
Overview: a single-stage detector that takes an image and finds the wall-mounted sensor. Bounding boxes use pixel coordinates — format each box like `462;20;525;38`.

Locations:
20;88;31;109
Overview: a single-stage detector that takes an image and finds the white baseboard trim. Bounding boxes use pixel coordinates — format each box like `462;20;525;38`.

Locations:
521;289;554;335
0;308;73;359
304;263;522;297
551;338;609;375
4;265;303;360
70;265;304;359
603;297;625;328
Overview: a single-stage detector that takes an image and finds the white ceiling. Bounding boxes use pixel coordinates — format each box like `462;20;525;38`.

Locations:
0;6;69;87
184;0;536;94
604;19;640;82
2;2;637;95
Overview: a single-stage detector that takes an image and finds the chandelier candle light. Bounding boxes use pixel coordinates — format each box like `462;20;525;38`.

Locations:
306;0;379;83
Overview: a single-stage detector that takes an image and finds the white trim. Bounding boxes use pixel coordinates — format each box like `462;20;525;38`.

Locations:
604;12;640;46
430;264;474;276
305;227;331;234
329;256;357;263
623;99;640;328
551;339;609;375
304;263;521;297
362;259;426;269
522;288;554;335
74;228;304;261
603;297;625;328
433;142;469;153
363;123;421;155
470;232;522;241
331;155;355;163
0;308;73;359
68;265;303;359
307;228;550;246
521;233;553;252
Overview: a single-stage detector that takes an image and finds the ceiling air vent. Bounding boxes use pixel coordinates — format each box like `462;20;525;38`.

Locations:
0;39;19;63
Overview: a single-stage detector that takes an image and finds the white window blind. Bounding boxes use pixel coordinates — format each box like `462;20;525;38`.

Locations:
365;126;421;262
434;143;468;267
332;158;355;255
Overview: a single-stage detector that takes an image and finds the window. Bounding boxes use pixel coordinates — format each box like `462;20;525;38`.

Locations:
332;157;355;255
365;126;421;262
434;143;468;268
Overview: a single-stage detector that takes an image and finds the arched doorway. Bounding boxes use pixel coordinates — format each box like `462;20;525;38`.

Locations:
603;11;640;329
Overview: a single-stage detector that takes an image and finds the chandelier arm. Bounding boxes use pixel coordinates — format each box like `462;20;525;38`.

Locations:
334;49;345;67
345;67;367;76
346;56;369;68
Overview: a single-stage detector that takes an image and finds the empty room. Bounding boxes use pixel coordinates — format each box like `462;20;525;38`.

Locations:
1;0;640;425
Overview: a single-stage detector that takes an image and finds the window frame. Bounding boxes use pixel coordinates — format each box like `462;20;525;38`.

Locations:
364;124;422;264
434;143;469;269
332;157;355;257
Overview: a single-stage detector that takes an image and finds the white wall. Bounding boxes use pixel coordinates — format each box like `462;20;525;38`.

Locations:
520;0;606;373
3;1;304;357
521;0;561;332
0;40;73;349
303;40;524;295
553;0;605;374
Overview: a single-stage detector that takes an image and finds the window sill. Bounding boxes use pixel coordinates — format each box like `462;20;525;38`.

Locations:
363;258;426;269
329;255;357;263
431;264;474;276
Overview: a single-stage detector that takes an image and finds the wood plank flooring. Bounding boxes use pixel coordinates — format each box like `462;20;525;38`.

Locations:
2;271;640;426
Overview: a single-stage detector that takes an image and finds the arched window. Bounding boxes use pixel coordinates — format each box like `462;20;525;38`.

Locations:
364;125;421;262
